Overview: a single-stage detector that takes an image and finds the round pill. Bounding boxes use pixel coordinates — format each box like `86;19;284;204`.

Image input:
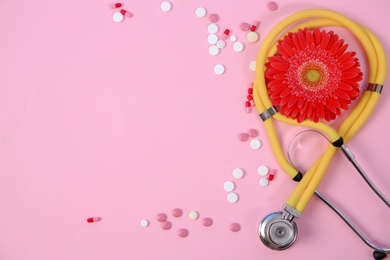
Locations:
208;23;219;34
112;11;124;23
232;168;244;179
238;133;249;142
156;213;168;222
160;1;172;12
230;223;241;232
202;217;213;227
248;129;258;137
195;7;207;17
209;45;220;56
208;13;219;23
230;35;237;42
227;192;239;203
247;31;260;43
178;228;189;237
161;221;172;230
189;211;199;220
140;219;149;227
240;22;250;31
250;139;262;149
249;61;257;71
260;177;269;187
207;34;218;44
172;208;183;217
214;64;225;75
216;39;226;49
233;41;244;52
267;1;278;11
223;181;235;192
258;165;269;176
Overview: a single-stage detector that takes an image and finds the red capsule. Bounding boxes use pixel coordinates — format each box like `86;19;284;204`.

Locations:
247;95;253;101
268;169;275;181
250;20;259;32
245;101;252;113
108;3;122;8
221;29;230;40
248;88;253;95
87;217;101;223
120;9;132;17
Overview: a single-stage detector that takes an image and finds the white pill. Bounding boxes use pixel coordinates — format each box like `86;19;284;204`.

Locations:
207;34;218;44
214;64;225;75
233;41;244;52
247;31;260;43
232;168;244;179
216;40;226;49
227;192;239;203
230;35;237;42
224;181;235;192
195;7;207;17
140;219;149;227
258;165;269;176
208;23;219;34
259;177;269;187
250;61;257;71
189;211;199;220
209;45;220;56
160;1;172;12
250;139;262;149
112;12;124;23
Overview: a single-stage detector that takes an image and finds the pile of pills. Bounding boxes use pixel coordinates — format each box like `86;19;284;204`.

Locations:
109;2;132;23
258;165;276;187
238;128;262;150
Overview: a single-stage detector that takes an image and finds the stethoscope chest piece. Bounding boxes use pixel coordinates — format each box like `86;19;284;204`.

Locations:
259;211;298;250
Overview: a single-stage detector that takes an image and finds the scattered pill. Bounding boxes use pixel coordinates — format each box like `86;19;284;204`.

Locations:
230;35;237;42
208;13;219;23
172;208;183;217
189;211;199;220
108;3;122;8
247;95;254;102
161;1;172;12
120;9;132;17
195;7;207;17
112;11;124;22
178;228;189;237
161;221;172;230
224;181;235;192
247;31;259;43
232;168;244;179
156;213;168;222
240;22;250;31
202;217;213;227
209;45;220;56
248;83;254;94
214;64;225;75
216;39;226;49
87;217;101;223
258;165;269;176
230;223;241;232
140;219;149;227
268;171;275;181
267;1;278;11
250;61;257;71
207;34;218;44
250;20;259;31
207;23;219;34
227;192;239;203
233;41;244;52
221;29;230;40
250;139;262;149
260;177;269;187
245;101;252;113
248;129;258;137
238;133;249;142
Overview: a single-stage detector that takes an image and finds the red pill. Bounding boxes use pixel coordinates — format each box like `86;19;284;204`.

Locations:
161;221;172;230
248;129;258;137
247;95;254;101
172;208;183;217
87;217;101;223
202;217;213;227
248;88;253;95
108;3;122;8
230;223;241;232
178;228;189;237
245;101;252;113
238;133;249;142
120;9;132;17
268;169;276;181
221;29;230;40
156;213;168;222
250;20;259;32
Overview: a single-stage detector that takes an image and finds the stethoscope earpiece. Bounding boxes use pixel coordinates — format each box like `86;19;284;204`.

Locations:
373;251;387;260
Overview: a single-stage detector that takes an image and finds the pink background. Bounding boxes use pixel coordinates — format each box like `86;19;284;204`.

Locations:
1;0;390;259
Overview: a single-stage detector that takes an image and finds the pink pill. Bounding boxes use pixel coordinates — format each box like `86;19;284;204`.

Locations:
230;223;241;232
156;213;168;222
172;208;183;217
202;217;213;227
240;22;250;31
267;1;278;11
108;3;122;8
238;133;249;142
87;217;101;223
178;228;189;237
161;221;172;230
120;9;132;17
248;129;258;137
208;13;219;23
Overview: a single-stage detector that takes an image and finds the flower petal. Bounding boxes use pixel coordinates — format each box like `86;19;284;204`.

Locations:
320;33;331;49
270;61;290;70
313;28;321;45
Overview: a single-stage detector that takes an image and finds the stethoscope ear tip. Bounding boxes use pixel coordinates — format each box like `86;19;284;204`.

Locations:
373;250;387;260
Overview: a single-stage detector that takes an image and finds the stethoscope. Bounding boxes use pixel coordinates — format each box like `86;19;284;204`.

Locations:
252;9;389;260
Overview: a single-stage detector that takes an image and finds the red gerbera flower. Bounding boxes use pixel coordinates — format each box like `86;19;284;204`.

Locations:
265;28;363;123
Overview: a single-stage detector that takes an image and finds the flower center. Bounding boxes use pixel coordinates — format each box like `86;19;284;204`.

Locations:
298;60;328;91
306;69;321;83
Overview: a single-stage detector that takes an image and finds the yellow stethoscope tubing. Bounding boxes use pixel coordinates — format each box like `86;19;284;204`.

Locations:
253;9;385;213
